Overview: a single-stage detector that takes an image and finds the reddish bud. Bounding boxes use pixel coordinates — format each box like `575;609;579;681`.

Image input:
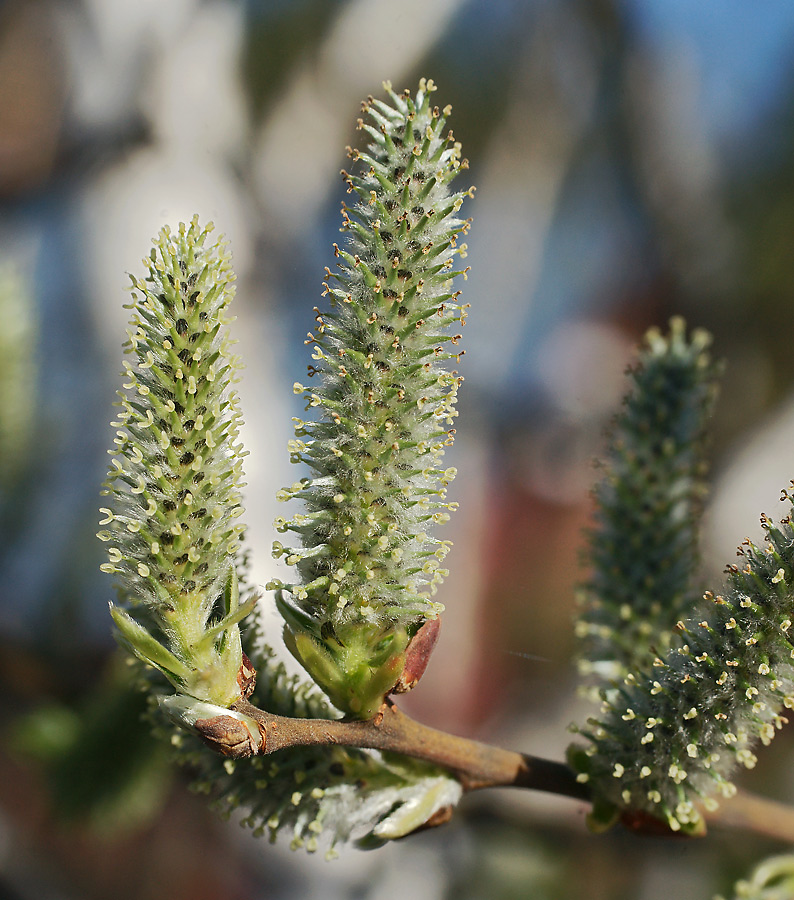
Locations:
392;618;440;694
194;715;263;759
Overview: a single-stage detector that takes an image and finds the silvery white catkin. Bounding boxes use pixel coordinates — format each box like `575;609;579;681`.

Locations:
271;79;474;718
571;323;794;834
100;217;252;707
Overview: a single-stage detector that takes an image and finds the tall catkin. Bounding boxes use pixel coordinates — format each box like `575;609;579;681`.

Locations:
100;217;253;707
272;79;474;718
577;319;719;687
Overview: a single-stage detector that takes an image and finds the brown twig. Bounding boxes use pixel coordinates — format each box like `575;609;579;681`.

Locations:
232;697;589;799
221;698;794;843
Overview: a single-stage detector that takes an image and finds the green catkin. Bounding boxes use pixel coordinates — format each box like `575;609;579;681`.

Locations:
571;326;794;834
577;319;720;688
272;79;474;718
100;217;252;707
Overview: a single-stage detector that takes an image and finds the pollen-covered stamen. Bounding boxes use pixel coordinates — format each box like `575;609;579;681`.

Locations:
275;81;472;718
101;216;253;707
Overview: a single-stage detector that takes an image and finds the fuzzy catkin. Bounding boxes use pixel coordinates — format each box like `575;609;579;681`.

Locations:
570;320;794;831
577;319;719;687
100;217;251;707
573;355;794;833
272;79;473;718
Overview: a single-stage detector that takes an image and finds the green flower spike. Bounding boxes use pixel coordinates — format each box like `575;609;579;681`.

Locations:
272;78;473;718
577;318;720;689
100;217;254;708
572;323;794;835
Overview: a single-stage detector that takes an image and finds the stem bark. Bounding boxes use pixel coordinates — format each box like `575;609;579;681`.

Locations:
224;697;794;843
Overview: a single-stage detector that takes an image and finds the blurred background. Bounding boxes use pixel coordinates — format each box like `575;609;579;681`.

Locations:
3;0;794;897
